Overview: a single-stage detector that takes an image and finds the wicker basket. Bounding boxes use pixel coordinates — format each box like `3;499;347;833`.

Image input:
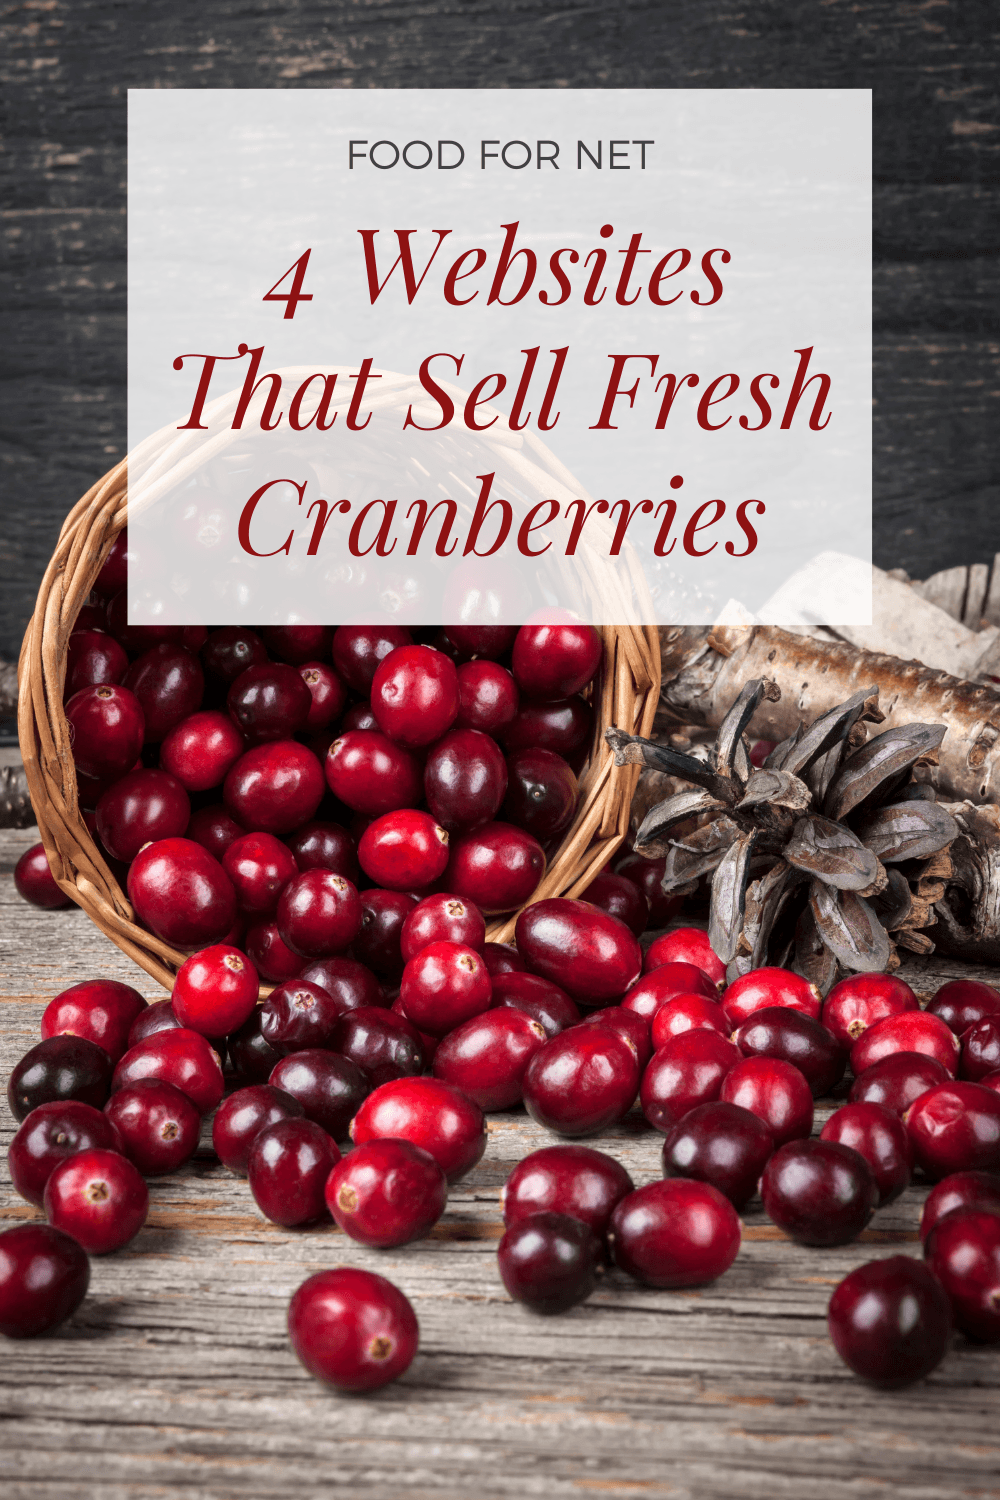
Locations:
18;439;660;993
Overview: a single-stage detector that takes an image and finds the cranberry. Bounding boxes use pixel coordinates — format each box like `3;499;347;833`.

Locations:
498;1211;601;1314
579;870;647;938
444;623;517;659
244;920;303;984
399;894;484;963
733;1007;846;1098
201;626;268;683
124;644;204;741
44;1147;148;1254
160;709;245;791
446;822;546;912
332;1006;425;1085
284;820;358;882
112;1028;224;1114
247;1118;340;1227
424;729;508;830
92;529;129;596
640;1031;741;1133
925;1208;1000;1342
326;1138;447;1248
276;869;362;957
8;1036;112;1122
254;624;330;666
661;1101;773;1208
40;979;147;1064
433;1009;547;1109
302;659;348;729
224;741;324;835
127;999;183;1049
523;1028;639;1136
820;1102;912;1205
501;748;576;841
511;619;602;699
720;1056;814;1147
65;628;128;697
332;624;413;694
187;804;245;862
926;977;1000;1036
258;979;340;1053
358;809;450;891
454;659;519;735
128;837;236;949
721;967;821;1029
577;1005;653;1069
95;769;188;862
516;898;641;1005
226;662;311;743
651;994;730;1049
849;1051;952;1116
622;963;720;1027
614;853;683;929
822;973;919;1050
492;971;580;1037
391;995;438;1063
171;944;258;1036
904;1081;1000;1179
13;843;73;909
371;644;459;748
850;1011;959;1079
609;1178;741;1288
400;942;492;1037
349;1077;486;1182
828;1257;952;1386
919;1171;1000;1243
0;1221;90;1341
104;1079;201;1175
222;831;297;918
761;1139;878;1245
324;729;421;817
66;683;145;779
288;1266;419;1392
961;1017;1000;1082
212;1084;304;1174
341;701;379;732
354;889;418;978
299;956;383;1011
105;593;184;653
8;1101;122;1206
501;696;593;758
482;942;526;977
501;1144;633;1240
643;928;726;987
228;1006;284;1083
269;1050;370;1140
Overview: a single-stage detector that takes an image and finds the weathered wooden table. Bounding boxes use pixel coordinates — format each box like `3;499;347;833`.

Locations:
2;822;999;1500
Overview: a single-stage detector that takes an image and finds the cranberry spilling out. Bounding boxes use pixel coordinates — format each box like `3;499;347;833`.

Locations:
222;832;298;918
104;1079;202;1175
733;1007;846;1099
400;941;492;1037
43;1147;149;1254
332;1006;425;1086
259;979;343;1054
609;1179;741;1288
523;1028;639;1137
40;979;147;1065
358;809;450;892
851;1010;959;1078
247;1118;340;1227
0;1224;90;1338
8;1035;113;1122
227;1007;285;1084
515;898;641;1005
160;709;246;792
643;928;726;987
501;1144;634;1241
828;1257;952;1386
212;1084;305;1174
580;870;648;938
903;1081;1000;1179
661;1101;774;1209
482;942;524;977
127;999;184;1049
245;921;304;985
171;944;259;1037
434;1008;547;1110
578;1005;653;1070
325;730;422;817
8;1101;123;1207
284;821;358;882
926;977;1000;1036
354;889;418;979
614;853;681;930
445;822;546;912
721;967;821;1028
14;843;73;909
400;893;486;962
112;1028;225;1114
960;1017;1000;1082
640;1031;741;1134
287;1266;419;1392
820;1102;912;1205
760;1140;878;1246
349;1077;486;1182
848;1051;952;1117
821;973;919;1050
919;1170;1000;1244
719;1056;814;1148
924;1208;1000;1343
326;1138;448;1247
127;837;237;949
498;1211;601;1314
269;1050;370;1141
299;956;383;1012
622;963;719;1026
492;971;580;1038
650;994;730;1049
371;643;459;747
276;869;362;958
424;728;508;830
95;768;190;862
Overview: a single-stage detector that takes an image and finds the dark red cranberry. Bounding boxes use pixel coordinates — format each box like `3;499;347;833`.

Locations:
820;1102;912;1205
226;662;311;744
66;683;145;779
40;979;147;1064
224;740;325;835
609;1178;741;1287
276;869;362;957
326;1138;447;1247
186;804;245;862
580;870;647;938
341;701;380;732
284;821;359;882
349;1076;486;1182
299;956;383;1011
128;837;236;948
849;1051;952;1116
925;1208;1000;1342
492;971;580;1037
482;942;524;976
247;1118;340;1227
651;994;730;1049
640;1031;741;1134
444;623;517;660
904;1081;1000;1179
201;625;269;684
228;1006;284;1083
332;624;413;694
498;1211;601;1314
661;1100;773;1208
424;729;508;830
104;1079;201;1175
354;889;418;979
433;1009;547;1110
325;729;422;817
761;1139;878;1245
287;1266;419;1392
74;598;107;631
122;644;203;742
221;831;297;918
0;1224;90;1337
851;1011;959;1079
502;748;577;841
160;709;245;791
92;529;129;596
643;928;726;987
44;1147;148;1253
295;661;345;730
500;696;593;758
399;942;492;1037
733;1007;846;1098
720;1056;813;1147
511;620;602;699
8;1101;123;1206
828;1257;952;1385
926;978;1000;1036
243;920;301;984
613;853;682;929
446;822;546;912
822;973;919;1050
523;1028;639;1137
391;995;438;1063
261;625;334;666
400;893;486;963
961;1017;1000;1082
13;842;73;909
332;1006;425;1086
453;659;519;735
577;1005;652;1069
721;968;821;1028
212;1084;305;1174
919;1171;1000;1243
515;898;641;1005
358;809;450;891
8;1036;113;1122
127;999;183;1049
269;1050;370;1140
95;769;189;862
65;628;128;697
622;963;720;1027
371;644;459;748
112;1028;224;1114
501;1144;633;1239
260;980;343;1053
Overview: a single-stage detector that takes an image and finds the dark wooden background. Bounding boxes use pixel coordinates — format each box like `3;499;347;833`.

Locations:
1;0;998;675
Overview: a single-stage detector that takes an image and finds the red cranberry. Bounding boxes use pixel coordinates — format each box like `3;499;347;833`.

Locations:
492;971;580;1037
8;1101;122;1206
446;822;546;912
925;1208;1000;1342
358;809;450;891
927;978;1000;1036
224;741;325;835
454;659;519;735
498;1211;601;1314
919;1171;1000;1243
295;662;345;731
14;843;73;909
622;963;720;1027
201;626;268;682
95;769;190;862
247;1117;340;1226
483;942;526;977
41;979;147;1064
66;683;145;779
44;1147;148;1254
187;804;245;862
171;944;258;1036
643;928;726;987
720;1056;814;1147
400;942;492;1037
127;999;183;1049
391;995;438;1063
609;1178;741;1287
577;1005;653;1069
160;710;245;791
8;1036;113;1121
326;1138;447;1247
523;1028;639;1136
640;1031;741;1134
112;1028;224;1114
850;1011;959;1079
579;870;647;938
732;1007;845;1098
820;1102;912;1205
122;643;204;741
287;1266;418;1391
828;1257;952;1385
501;1144;633;1239
284;820;358;882
0;1224;90;1337
245;920;303;984
614;853;683;929
104;1079;201;1175
721;967;821;1028
269;1050;370;1140
222;831;297;918
516;898;641;1005
349;1077;486;1182
276;869;362;958
400;893;486;963
228;1006;284;1083
332;624;413;693
961;1017;1000;1082
501;696;593;758
371;644;459;748
354;889;418;978
511;619;602;699
226;662;311;743
761;1139;878;1245
501;747;577;841
433;1009;547;1110
424;729;508;830
259;980;342;1053
325;730;422;817
332;1006;425;1085
651;994;730;1049
822;973;919;1050
661;1100;773;1208
849;1051;952;1116
299;956;383;1011
904;1081;1000;1179
212;1084;304;1174
65;628;128;697
128;837;236;949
